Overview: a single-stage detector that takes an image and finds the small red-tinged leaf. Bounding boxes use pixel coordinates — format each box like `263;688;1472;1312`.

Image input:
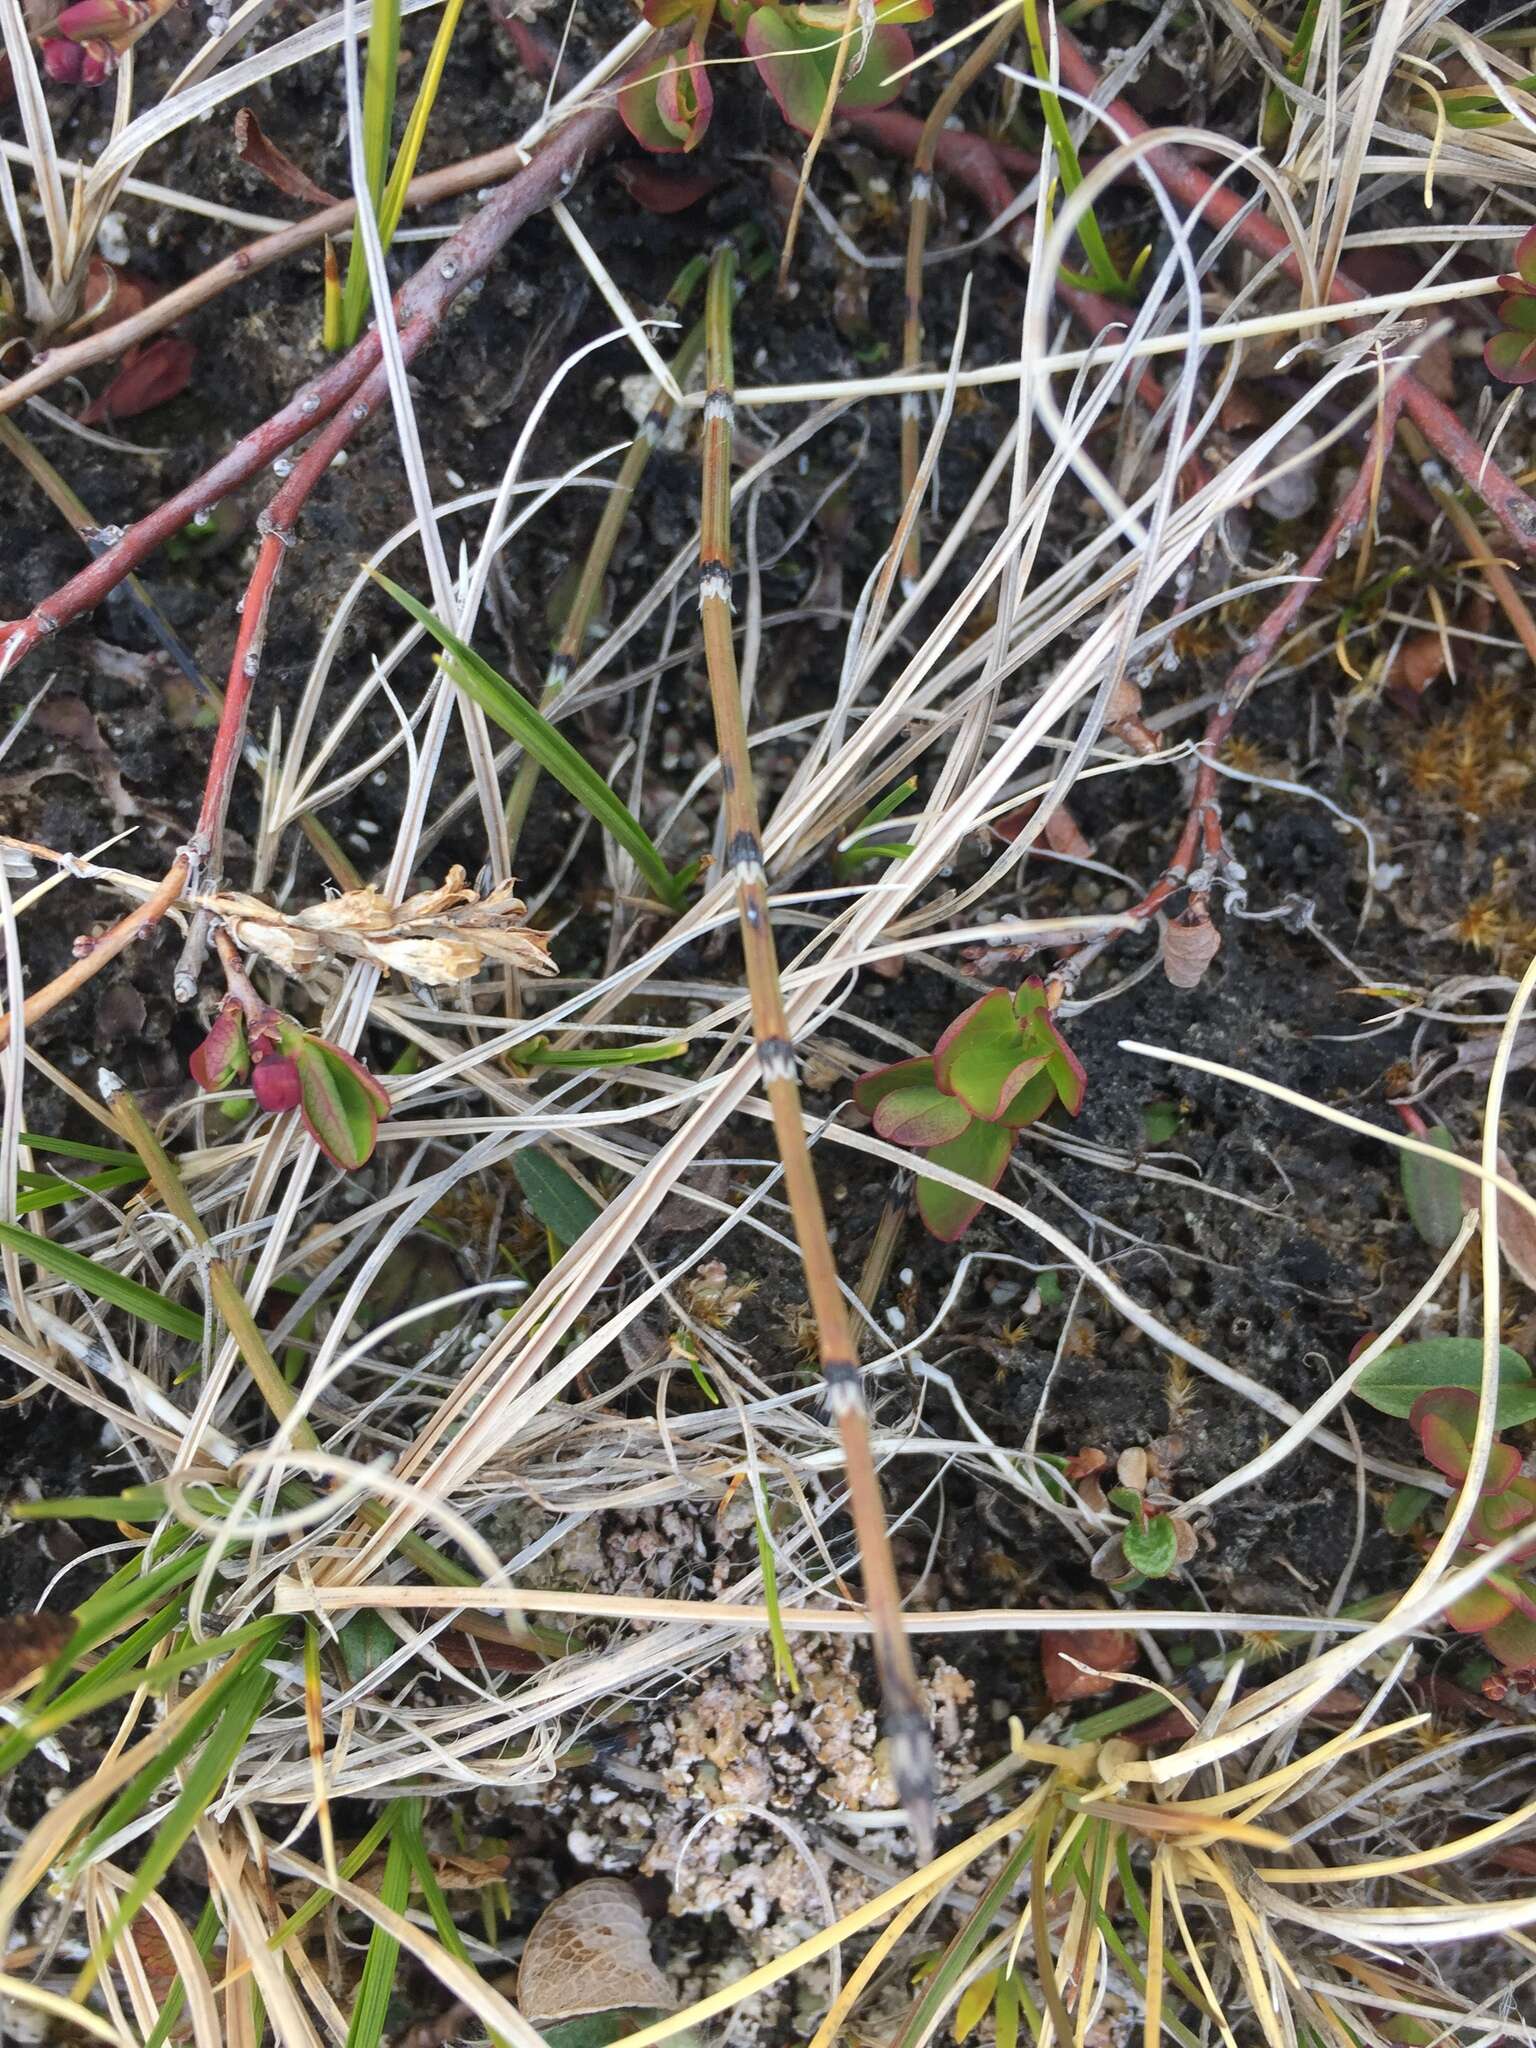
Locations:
613;161;722;213
852;1055;936;1117
1000;1066;1058;1130
42;35;113;84
233;106;337;206
189;1001;250;1092
1486;323;1536;385
1498;291;1536;332
871;1082;972;1150
618;57;675;152
1458;1145;1536;1292
1446;1579;1515;1634
933;990;1035;1121
1012;980;1048;1023
1041;1016;1087;1116
1483;1598;1536;1673
915;1119;1013;1241
1515;222;1536;291
1040;1627;1135;1703
251;1053;301;1113
1401;1124;1462;1250
823;23;915;110
79;336;195;424
1472;1479;1536;1543
292;1036;390;1169
745;7;830;134
654;38;713;150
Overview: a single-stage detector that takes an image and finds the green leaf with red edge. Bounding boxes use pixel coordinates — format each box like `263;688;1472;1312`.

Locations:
853;1055;935;1117
1487;324;1536;385
1408;1387;1521;1492
1446;1579;1515;1634
1498;292;1536;332
1013;980;1087;1114
915;1120;1013;1242
619;56;688;153
290;1036;390;1170
872;1083;972;1150
1041;1013;1087;1116
1472;1478;1536;1559
655;38;713;149
1000;1067;1058;1130
744;8;917;135
933;990;1038;1121
1483;1591;1536;1672
1515;222;1536;292
825;23;916;109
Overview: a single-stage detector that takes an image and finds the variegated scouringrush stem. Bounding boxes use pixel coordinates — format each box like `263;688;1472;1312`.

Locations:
696;243;935;1851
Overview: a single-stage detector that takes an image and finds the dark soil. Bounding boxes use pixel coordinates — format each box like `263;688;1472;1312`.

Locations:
5;0;1536;2036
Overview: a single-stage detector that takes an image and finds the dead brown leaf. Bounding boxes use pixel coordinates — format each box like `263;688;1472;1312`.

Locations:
1041;1627;1135;1703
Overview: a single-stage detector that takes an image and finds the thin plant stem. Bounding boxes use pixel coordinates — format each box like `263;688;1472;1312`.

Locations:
100;1074;316;1447
900;11;1020;588
504;254;710;854
697;243;934;1850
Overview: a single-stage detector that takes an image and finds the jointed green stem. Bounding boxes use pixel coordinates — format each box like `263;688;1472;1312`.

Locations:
697;245;934;1850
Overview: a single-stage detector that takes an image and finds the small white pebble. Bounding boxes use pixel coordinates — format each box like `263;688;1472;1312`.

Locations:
898;1266;914;1285
98;212;130;266
445;468;466;489
885;1306;906;1333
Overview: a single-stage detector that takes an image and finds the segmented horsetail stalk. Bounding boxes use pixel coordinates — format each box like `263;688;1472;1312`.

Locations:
900;12;1019;590
698;244;934;1850
505;253;710;854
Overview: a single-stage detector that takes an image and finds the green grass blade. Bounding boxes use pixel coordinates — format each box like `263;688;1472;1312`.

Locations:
269;1806;397;1956
344;1809;413;2048
340;0;402;344
20;1132;137;1164
893;1829;1038;2046
369;570;687;908
1024;0;1129;295
515;1038;689;1071
0;1217;202;1339
15;1161;150;1214
377;0;465;246
753;1504;799;1695
75;1645;282;1997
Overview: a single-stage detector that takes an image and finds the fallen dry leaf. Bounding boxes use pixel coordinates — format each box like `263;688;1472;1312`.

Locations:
0;1609;72;1693
201;867;556;987
1161;904;1222;989
1041;1627;1135;1703
1460;1146;1536;1291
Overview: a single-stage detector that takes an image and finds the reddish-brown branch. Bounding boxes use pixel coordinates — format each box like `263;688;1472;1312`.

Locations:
0;87;634;674
0;133;591;425
1052;25;1536;554
0;77;641;1051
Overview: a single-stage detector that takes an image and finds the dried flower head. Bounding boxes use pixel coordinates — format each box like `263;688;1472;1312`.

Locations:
200;867;555;988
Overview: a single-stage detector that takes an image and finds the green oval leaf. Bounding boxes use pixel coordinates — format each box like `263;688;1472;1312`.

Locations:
511;1149;603;1246
872;1084;972;1149
1401;1125;1463;1250
1354;1338;1536;1426
1121;1510;1180;1579
914;1120;1013;1242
